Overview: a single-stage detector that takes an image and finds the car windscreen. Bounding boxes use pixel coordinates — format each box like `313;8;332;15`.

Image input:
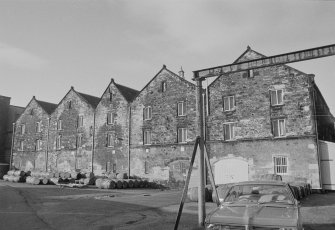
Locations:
223;184;294;204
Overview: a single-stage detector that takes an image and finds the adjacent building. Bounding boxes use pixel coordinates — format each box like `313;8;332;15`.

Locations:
206;47;335;189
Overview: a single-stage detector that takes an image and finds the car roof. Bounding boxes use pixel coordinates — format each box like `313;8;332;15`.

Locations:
230;180;288;186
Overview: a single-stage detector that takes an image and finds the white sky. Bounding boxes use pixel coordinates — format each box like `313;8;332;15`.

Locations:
0;0;334;114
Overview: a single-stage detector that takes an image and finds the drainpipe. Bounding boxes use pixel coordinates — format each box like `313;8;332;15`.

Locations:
10;122;16;170
91;112;96;174
128;105;131;179
46;117;50;171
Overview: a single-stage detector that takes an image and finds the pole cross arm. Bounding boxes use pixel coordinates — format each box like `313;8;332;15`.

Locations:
194;44;335;80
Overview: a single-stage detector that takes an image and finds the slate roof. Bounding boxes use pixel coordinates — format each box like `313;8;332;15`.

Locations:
77;92;101;108
114;82;139;102
36;99;57;114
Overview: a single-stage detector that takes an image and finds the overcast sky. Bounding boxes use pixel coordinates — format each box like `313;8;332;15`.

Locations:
0;0;334;114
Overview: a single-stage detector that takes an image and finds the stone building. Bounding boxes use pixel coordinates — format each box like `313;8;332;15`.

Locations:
206;47;335;189
0;95;24;164
130;65;198;183
94;79;139;176
12;97;56;171
47;87;100;173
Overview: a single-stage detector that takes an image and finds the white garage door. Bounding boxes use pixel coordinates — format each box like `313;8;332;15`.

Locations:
319;141;335;190
214;158;249;185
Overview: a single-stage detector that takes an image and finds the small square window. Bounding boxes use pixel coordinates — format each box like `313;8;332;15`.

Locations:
273;156;288;174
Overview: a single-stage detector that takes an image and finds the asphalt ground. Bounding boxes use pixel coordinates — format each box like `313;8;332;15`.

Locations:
0;180;335;230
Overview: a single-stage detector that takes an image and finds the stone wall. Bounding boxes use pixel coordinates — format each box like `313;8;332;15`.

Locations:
47;89;95;173
12;99;50;171
94;80;130;176
130;66;198;183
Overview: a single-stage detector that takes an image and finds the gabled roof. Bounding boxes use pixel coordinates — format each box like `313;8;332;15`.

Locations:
114;81;139;102
36;99;57;114
76;91;100;108
209;46;307;88
136;65;195;96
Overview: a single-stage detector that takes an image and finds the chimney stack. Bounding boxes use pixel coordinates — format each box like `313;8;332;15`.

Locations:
179;66;184;78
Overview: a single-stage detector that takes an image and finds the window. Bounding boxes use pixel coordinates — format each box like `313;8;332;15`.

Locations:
273;156;288;174
180;162;187;174
36;121;42;133
19;140;24;151
223;96;235;111
109;93;113;101
30;109;34;115
223;123;235;140
107;112;114;124
57;120;62;130
77;134;82;148
248;69;254;78
20;124;26;134
143;106;152;120
272;119;286;137
143;129;151;145
35;139;42;151
177;101;186;116
107;133;114;147
77;115;84;127
67;101;72;109
144;160;149;174
161;81;167;92
270;89;283;106
112;163;116;173
178;128;187;143
56;135;62;150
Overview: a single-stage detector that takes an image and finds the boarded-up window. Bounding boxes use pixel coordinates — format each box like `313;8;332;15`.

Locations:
223;123;235;140
272;119;286;137
270;89;283;106
274;156;288;174
144;161;149;174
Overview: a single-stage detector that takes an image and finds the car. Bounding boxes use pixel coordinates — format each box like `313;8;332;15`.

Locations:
205;181;303;230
